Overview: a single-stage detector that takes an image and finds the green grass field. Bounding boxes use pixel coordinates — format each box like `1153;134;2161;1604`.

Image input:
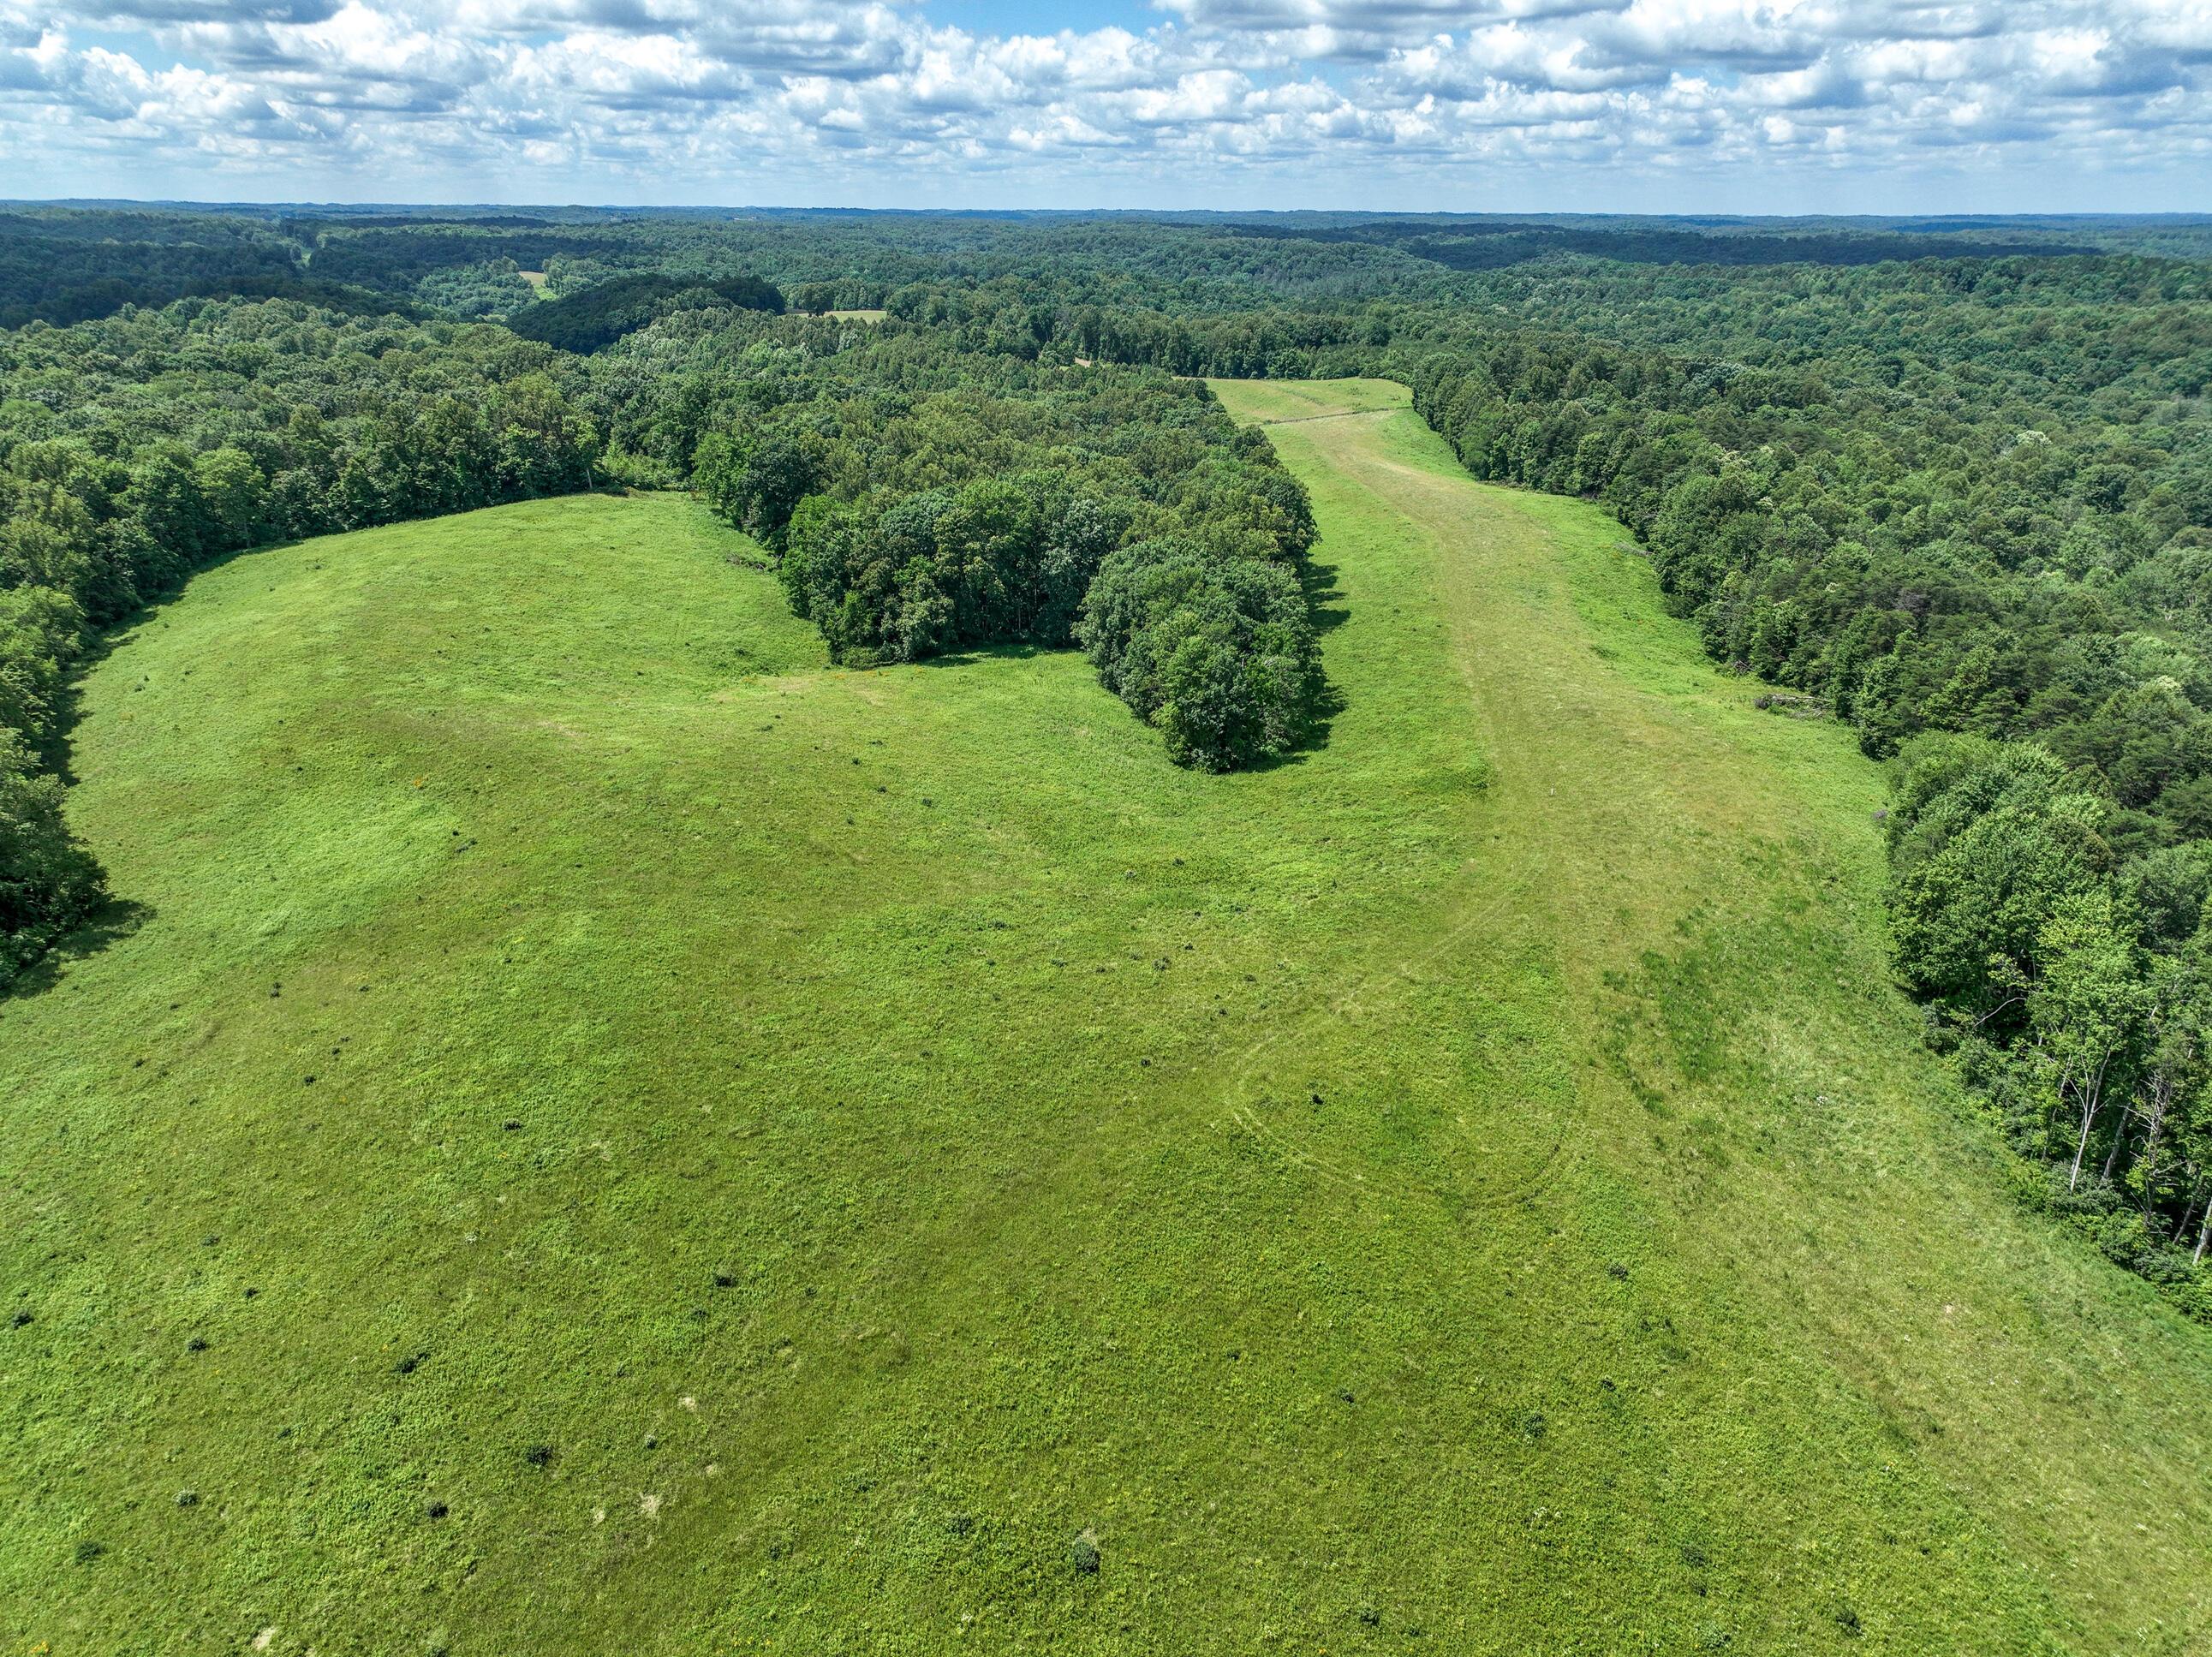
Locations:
5;380;2210;1654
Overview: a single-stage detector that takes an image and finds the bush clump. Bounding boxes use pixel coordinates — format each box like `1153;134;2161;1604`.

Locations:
1082;540;1317;772
1070;1528;1100;1575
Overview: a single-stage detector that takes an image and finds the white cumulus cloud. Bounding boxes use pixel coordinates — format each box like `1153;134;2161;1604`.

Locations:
0;0;2203;205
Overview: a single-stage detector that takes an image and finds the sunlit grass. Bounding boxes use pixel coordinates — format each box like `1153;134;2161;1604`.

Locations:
4;392;2209;1655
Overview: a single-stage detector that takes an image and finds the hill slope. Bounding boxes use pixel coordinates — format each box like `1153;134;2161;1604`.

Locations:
3;387;2209;1654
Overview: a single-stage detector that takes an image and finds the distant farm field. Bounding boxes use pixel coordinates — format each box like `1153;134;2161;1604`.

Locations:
5;384;2210;1654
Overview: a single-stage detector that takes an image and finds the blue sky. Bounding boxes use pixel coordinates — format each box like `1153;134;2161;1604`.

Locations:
3;1;2208;210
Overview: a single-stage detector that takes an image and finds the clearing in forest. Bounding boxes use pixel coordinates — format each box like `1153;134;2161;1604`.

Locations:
3;382;2209;1654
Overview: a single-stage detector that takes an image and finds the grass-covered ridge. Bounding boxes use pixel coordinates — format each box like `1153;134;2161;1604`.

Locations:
5;390;2211;1654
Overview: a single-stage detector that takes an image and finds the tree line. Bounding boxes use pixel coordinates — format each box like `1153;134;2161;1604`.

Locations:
9;214;2212;1317
1009;258;2212;1314
0;296;601;985
1390;312;2212;1314
0;281;1328;986
850;250;2212;1313
1887;736;2212;1305
596;308;1321;771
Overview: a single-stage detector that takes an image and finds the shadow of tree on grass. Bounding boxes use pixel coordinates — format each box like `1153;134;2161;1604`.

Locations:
3;896;155;1002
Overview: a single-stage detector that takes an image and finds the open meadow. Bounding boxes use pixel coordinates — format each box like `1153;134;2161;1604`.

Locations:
4;380;2209;1654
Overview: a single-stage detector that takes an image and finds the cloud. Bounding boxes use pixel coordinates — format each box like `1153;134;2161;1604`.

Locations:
1;0;2206;204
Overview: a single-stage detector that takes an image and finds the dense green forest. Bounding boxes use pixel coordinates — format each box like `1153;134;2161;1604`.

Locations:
5;205;2212;1307
595;310;1318;766
504;272;784;351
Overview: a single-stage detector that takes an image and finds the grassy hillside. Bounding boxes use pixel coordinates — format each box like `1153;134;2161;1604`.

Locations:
4;389;2209;1654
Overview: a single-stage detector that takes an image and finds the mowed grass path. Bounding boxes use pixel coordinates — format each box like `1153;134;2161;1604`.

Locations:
3;384;2209;1654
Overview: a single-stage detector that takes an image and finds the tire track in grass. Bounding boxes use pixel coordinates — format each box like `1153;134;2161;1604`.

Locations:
1217;879;1585;1211
1207;390;1592;1214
